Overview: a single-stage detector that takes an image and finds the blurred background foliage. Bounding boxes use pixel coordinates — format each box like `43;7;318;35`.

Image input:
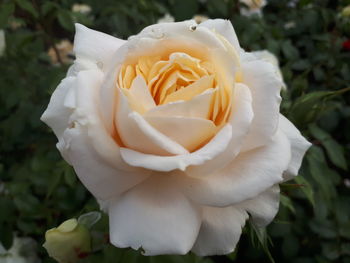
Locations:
0;0;350;262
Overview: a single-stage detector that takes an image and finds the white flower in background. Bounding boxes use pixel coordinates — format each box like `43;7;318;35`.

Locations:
72;4;92;14
41;19;311;256
0;30;5;57
284;21;296;29
239;0;267;17
252;50;287;90
193;15;209;24
0;236;39;263
48;39;74;65
287;0;299;8
157;14;175;24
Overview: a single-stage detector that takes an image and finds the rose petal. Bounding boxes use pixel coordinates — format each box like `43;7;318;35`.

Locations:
240;58;282;151
144;115;218;152
74;24;125;72
162;75;214;104
61;125;149;200
115;89;189;156
191;206;248;256
238;185;280;227
129;75;156;110
144;89;214;119
182;130;291;206
185;83;253;177
109;177;201;255
138;20;226;51
120;123;232;171
279;114;312;180
199;19;241;53
68;69;136;171
120;83;253;173
41;76;75;143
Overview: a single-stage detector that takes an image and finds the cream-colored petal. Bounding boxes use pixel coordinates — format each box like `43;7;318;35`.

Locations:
61;125;149;201
237;185;280;227
68;70;137;171
41;76;75;143
144;116;218;152
109;176;201;255
184;83;253;178
144;89;214;119
279;114;312;180
240;58;282;151
120;124;233;172
181;130;291;207
163;75;214;104
191;206;248;256
199;19;241;54
115;88;189;156
74;24;125;72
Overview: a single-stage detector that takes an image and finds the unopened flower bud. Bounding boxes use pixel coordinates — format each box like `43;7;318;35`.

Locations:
43;218;91;263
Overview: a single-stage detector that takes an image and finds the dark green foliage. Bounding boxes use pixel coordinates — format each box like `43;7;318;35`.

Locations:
0;0;349;262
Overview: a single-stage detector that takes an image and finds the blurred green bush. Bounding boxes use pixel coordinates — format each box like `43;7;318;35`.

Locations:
0;0;349;262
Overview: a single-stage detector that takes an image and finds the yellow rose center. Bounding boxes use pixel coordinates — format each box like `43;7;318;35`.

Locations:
117;41;233;126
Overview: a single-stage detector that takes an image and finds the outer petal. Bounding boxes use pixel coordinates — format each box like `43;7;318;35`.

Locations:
73;24;125;72
199;19;241;53
182;130;291;207
240;58;282;151
61;126;149;200
57;70;149;199
109;177;201;255
70;69;137;171
191;206;248;256
251;50;287;90
238;185;280;227
279;114;312;180
41;76;75;142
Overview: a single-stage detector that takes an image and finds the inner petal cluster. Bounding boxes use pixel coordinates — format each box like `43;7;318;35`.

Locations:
117;50;232;127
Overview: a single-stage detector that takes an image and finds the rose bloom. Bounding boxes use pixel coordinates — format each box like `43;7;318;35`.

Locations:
41;19;311;256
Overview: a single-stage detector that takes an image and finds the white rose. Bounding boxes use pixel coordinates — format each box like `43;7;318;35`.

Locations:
41;19;311;256
239;0;267;17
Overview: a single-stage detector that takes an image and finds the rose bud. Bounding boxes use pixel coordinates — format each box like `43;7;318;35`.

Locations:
43;218;91;262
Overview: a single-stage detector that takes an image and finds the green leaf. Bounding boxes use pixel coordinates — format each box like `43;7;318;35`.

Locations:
0;2;15;28
282;40;299;60
289;91;334;127
309;124;348;170
306;147;337;202
63;165;76;187
248;222;275;263
15;0;38;18
57;9;74;31
172;0;198;20
0;222;13;250
280;194;296;214
294;176;315;207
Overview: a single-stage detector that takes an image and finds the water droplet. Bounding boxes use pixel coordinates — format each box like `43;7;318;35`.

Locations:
97;61;103;69
190;25;197;31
